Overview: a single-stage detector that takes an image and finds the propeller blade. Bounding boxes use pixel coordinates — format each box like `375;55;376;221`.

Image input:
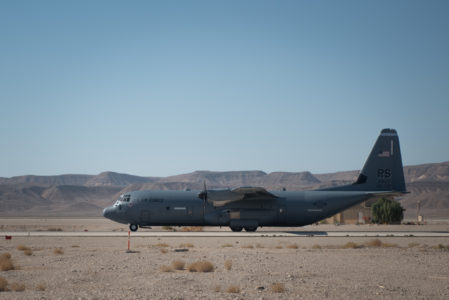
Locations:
198;181;208;200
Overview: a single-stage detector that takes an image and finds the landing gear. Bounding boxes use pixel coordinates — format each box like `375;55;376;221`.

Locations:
129;224;138;232
230;226;243;232
244;226;258;232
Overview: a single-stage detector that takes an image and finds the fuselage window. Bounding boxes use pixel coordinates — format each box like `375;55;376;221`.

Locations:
166;206;170;211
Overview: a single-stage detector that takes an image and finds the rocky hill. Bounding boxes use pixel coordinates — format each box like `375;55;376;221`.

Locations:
0;162;448;219
0;174;93;186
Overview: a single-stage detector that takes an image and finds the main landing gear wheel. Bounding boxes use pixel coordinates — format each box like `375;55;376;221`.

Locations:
244;226;258;232
230;226;243;232
129;224;138;232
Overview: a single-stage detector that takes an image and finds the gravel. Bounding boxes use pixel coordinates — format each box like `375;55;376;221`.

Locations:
0;235;448;299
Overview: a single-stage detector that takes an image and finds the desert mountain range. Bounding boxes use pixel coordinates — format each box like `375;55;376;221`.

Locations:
1;162;448;219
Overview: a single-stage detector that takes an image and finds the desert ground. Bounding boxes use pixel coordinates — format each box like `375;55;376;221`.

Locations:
0;219;448;299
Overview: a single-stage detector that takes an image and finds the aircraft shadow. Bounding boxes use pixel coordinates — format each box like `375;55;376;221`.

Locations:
282;231;329;236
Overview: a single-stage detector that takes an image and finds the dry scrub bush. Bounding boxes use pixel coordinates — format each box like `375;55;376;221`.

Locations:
0;253;10;260
0;253;15;271
181;226;203;232
241;245;253;249
432;244;449;251
275;245;283;249
224;260;232;271
160;248;168;254
255;243;264;248
53;248;64;255
408;242;419;248
221;244;233;248
179;243;194;248
71;245;80;248
365;239;382;247
17;245;32;255
36;283;46;291
226;285;240;293
271;282;285;293
287;244;298;249
160;265;173;272
17;245;29;251
0;276;8;291
312;244;322;249
162;226;174;231
10;282;25;292
213;285;221;292
187;261;214;272
364;239;398;248
155;243;169;248
171;259;185;270
341;242;363;249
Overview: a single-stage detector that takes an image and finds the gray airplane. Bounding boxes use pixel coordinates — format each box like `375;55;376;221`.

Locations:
103;129;406;232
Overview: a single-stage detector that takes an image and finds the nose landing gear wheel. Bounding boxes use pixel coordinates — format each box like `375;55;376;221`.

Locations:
129;224;138;232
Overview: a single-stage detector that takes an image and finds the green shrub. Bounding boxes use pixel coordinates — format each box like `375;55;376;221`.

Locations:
372;198;404;224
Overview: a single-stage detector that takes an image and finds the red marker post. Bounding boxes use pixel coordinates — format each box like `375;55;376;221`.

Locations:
127;230;131;252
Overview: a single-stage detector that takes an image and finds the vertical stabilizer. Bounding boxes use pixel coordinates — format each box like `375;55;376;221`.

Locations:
354;128;406;192
326;129;406;192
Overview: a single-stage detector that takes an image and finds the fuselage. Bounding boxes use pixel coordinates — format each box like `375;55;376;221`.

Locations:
103;189;371;229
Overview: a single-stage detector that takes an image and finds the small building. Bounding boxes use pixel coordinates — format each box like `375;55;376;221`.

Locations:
326;199;377;224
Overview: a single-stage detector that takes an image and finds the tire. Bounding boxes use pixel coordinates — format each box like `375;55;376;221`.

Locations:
129;224;138;232
244;226;258;232
230;226;243;232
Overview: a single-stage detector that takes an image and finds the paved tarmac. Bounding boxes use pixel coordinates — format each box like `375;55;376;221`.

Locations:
3;230;449;237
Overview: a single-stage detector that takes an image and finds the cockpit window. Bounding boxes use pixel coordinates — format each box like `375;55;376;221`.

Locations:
116;194;131;203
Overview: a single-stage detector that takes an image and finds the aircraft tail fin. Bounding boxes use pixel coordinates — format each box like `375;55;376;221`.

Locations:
328;129;406;192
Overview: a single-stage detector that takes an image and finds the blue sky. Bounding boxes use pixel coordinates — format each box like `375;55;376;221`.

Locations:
1;0;448;177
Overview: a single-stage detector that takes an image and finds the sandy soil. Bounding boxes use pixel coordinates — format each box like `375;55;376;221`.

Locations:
0;219;448;299
0;238;448;298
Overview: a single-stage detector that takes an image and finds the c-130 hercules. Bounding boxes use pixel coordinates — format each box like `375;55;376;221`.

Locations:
103;129;406;232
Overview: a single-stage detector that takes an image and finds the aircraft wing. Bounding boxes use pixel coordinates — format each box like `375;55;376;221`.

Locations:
207;187;278;207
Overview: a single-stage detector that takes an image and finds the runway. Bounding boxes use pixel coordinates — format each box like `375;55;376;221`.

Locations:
3;231;449;237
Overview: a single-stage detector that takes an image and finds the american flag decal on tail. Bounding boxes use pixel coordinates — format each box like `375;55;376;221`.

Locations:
378;151;390;157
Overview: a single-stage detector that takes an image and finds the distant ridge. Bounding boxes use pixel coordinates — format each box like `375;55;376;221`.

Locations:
0;174;93;186
85;171;159;187
0;161;448;219
0;172;159;187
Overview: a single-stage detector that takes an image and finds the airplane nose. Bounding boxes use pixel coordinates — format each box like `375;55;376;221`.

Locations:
103;207;113;219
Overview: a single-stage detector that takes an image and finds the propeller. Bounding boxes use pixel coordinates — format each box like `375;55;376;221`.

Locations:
198;181;208;201
198;181;207;216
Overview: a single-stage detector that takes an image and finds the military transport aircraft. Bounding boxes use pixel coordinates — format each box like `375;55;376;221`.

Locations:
103;129;406;232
